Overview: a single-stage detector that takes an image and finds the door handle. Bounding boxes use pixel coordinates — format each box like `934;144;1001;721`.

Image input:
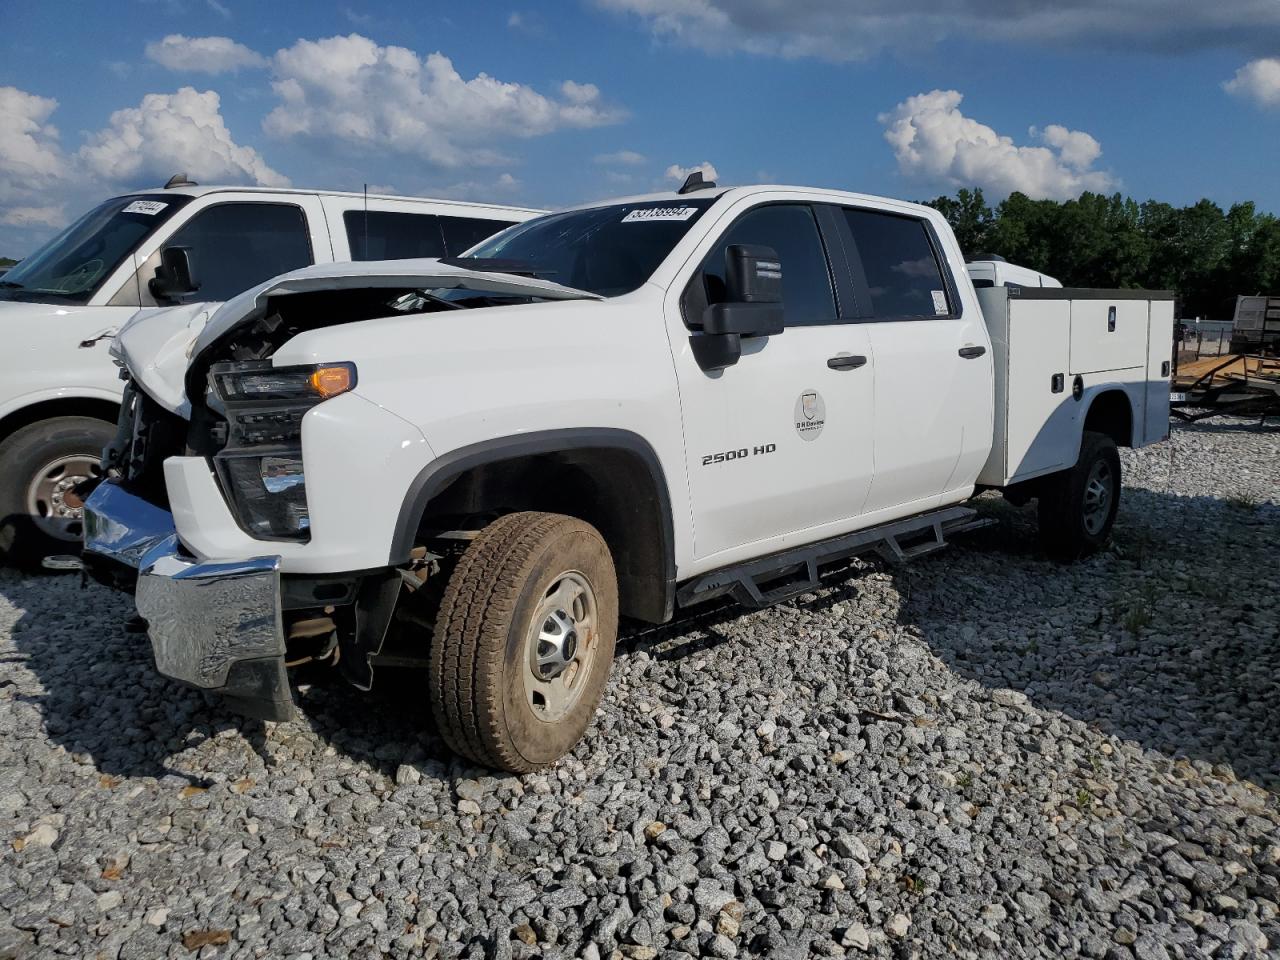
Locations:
827;354;868;370
958;346;986;359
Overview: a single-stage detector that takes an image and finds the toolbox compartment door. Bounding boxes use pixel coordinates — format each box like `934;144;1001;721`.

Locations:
1070;299;1149;375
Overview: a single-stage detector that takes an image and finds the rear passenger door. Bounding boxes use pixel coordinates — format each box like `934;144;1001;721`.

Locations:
665;196;876;564
837;204;992;515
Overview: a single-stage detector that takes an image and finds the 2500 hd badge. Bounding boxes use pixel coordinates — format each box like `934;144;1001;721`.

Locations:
701;443;777;466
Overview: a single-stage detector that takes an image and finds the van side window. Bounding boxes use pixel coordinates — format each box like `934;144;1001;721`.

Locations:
344;211;445;260
690;204;836;328
439;216;515;255
344;211;515;260
165;203;312;301
842;208;952;320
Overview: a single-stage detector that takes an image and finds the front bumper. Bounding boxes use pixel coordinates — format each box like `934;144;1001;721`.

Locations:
83;481;294;721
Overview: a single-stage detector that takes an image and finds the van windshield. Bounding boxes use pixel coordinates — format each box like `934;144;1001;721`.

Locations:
0;194;191;304
454;197;717;297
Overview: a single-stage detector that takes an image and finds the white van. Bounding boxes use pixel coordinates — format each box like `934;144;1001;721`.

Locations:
0;177;541;564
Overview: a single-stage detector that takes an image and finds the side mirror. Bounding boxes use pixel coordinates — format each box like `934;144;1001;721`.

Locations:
692;244;784;372
149;245;199;304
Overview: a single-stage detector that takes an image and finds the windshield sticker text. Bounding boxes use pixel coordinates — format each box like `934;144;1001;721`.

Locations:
122;200;168;216
622;207;698;223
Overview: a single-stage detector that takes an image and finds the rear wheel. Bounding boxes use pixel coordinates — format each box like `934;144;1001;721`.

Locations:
0;417;114;569
429;511;618;772
1037;430;1121;560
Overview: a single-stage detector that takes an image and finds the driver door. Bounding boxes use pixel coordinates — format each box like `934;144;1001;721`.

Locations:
663;196;876;566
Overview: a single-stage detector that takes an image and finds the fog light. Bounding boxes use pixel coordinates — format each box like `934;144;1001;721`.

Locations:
222;456;310;539
260;456;305;494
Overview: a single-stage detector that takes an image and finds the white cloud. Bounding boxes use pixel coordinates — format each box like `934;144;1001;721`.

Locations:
597;0;1280;61
0;87;69;226
595;149;647;165
145;34;267;74
879;90;1116;201
0;205;66;228
262;34;623;168
437;172;524;201
78;87;289;188
665;161;718;182
1225;58;1280;107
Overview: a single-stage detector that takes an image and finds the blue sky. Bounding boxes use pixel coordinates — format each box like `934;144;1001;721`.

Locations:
2;0;1279;257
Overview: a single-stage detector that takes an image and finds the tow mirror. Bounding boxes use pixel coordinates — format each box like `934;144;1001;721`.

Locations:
149;245;200;304
692;244;784;372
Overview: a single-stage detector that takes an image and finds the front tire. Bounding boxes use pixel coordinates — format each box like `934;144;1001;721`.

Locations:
429;512;618;772
1037;430;1121;560
0;417;114;569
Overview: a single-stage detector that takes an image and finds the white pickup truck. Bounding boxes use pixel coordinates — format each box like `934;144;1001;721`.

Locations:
81;179;1174;772
0;178;538;565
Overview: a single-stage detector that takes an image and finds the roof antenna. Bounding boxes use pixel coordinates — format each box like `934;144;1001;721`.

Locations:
677;170;716;195
164;173;197;189
363;183;369;259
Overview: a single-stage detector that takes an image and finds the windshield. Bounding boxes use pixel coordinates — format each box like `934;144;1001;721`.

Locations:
456;197;717;297
0;194;191;304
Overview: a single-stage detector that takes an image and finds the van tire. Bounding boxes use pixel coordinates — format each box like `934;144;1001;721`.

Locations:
0;417;114;570
429;511;618;772
1037;430;1121;561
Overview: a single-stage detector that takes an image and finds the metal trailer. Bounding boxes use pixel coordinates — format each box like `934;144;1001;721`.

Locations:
1170;353;1280;423
1231;295;1280;353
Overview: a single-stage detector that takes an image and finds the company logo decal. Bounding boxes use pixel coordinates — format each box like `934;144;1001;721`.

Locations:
794;390;826;441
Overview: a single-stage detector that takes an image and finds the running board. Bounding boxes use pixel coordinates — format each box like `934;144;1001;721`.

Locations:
676;506;993;610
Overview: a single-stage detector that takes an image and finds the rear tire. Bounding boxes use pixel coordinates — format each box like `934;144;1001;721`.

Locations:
0;417;114;570
1037;430;1121;561
429;511;618;772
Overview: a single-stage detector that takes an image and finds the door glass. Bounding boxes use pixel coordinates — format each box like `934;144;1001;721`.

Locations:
165;203;312;301
439;216;515;256
344;211;445;260
843;208;950;319
697;204;836;326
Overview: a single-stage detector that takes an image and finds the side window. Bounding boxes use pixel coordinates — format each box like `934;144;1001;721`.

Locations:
692;204;836;327
164;203;312;301
439;216;515;256
843;208;952;320
343;211;445;260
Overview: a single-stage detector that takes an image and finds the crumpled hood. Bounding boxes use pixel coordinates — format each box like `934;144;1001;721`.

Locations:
112;258;602;417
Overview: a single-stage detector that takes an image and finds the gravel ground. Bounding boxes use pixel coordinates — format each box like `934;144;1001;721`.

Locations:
0;418;1277;960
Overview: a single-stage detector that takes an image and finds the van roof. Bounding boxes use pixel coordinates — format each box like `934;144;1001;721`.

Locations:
123;183;546;216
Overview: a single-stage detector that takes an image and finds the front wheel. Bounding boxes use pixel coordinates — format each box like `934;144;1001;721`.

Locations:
0;417;115;569
429;511;618;772
1036;430;1121;561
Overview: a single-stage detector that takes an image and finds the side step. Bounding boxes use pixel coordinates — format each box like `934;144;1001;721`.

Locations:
676;505;993;611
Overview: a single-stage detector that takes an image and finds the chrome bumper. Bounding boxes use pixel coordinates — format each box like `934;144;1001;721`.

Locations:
83;481;294;721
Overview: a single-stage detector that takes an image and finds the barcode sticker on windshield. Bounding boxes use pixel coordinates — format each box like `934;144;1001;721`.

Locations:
622;206;698;223
931;290;949;314
122;200;168;216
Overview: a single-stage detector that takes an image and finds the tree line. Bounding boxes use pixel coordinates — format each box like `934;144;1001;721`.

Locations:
924;189;1280;320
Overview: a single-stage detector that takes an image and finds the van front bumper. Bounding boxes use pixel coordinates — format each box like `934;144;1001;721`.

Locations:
83;480;294;721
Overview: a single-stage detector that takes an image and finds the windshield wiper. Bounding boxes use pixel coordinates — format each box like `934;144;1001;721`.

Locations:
439;256;558;279
0;280;23;289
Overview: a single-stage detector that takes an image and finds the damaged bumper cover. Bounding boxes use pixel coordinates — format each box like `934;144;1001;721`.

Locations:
83;480;294;721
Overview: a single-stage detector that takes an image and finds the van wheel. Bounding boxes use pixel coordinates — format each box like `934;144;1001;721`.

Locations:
0;418;114;569
1037;430;1121;561
429;512;618;772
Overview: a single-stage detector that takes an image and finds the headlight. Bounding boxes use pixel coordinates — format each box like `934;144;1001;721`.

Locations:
208;360;356;541
211;361;355;401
